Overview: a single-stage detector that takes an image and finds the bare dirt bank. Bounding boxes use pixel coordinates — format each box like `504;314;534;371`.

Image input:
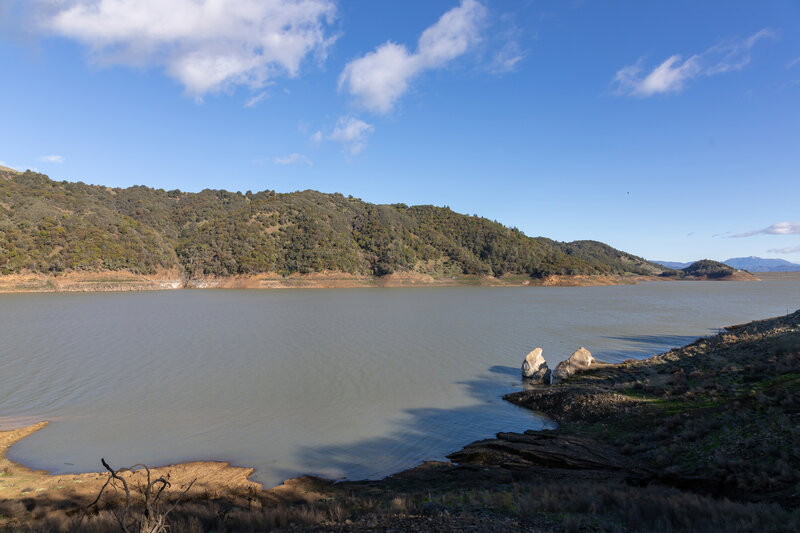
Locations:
684;270;760;281
0;271;184;293
0;423;264;529
0;270;672;293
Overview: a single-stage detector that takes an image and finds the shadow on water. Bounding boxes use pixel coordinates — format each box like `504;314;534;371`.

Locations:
487;365;520;377
602;334;701;347
593;333;701;363
277;371;552;483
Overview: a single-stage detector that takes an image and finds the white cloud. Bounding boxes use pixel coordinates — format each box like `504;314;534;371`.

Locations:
788;56;800;69
310;130;323;143
734;221;800;238
328;116;374;155
416;0;486;66
39;155;65;163
615;55;702;96
768;245;800;254
274;153;312;166
339;0;486;113
35;0;337;97
339;43;419;114
244;91;269;108
614;28;775;97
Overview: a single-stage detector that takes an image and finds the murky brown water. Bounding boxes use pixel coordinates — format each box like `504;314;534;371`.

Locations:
1;281;797;487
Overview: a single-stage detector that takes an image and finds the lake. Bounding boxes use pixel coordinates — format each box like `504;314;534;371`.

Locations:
1;280;798;487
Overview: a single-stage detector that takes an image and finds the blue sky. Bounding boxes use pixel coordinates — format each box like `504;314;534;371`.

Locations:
0;0;798;262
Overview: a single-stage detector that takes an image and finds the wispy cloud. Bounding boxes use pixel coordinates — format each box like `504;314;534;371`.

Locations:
328;116;374;155
310;130;323;144
615;55;702;97
339;0;486;114
614;28;775;97
787;56;800;69
733;221;800;238
33;0;337;98
779;79;800;90
244;91;269;108
489;45;523;74
487;17;524;75
39;155;64;164
767;245;800;254
274;153;313;166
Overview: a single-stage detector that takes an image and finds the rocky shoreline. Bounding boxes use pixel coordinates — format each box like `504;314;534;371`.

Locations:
2;310;798;531
0;268;766;294
0;270;668;293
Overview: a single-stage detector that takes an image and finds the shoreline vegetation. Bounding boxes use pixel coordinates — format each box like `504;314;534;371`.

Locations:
2;310;798;531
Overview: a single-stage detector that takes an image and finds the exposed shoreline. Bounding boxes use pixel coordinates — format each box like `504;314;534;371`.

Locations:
0;422;263;501
2;309;796;531
0;269;766;294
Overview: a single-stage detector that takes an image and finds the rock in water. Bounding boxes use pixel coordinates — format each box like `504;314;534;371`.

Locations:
522;348;551;383
552;347;595;384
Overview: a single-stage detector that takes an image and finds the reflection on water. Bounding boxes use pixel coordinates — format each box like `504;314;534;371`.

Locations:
0;281;797;487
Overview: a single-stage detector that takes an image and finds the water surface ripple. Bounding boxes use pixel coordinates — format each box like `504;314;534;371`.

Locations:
1;281;797;487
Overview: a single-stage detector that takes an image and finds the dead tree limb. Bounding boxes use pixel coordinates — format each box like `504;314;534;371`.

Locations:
79;458;197;533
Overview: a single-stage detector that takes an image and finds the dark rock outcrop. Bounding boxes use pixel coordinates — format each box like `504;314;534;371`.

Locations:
448;430;641;472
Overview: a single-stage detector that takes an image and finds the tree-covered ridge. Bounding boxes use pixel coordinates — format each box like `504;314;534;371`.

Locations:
681;259;736;278
0;169;667;279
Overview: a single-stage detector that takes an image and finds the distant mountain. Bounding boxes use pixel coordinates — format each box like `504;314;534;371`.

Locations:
654;257;800;273
653;259;758;281
723;257;800;272
0;169;668;280
653;260;693;269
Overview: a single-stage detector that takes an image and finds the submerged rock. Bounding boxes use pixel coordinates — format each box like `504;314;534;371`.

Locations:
522;347;551;383
552;347;595;384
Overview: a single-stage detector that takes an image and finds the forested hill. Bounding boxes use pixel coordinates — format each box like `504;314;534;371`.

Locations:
0;169;667;279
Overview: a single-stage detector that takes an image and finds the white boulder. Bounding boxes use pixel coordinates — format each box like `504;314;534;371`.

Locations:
521;347;551;383
551;347;595;384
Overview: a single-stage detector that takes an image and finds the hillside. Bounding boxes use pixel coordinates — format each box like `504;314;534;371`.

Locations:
0;169;667;281
651;259;757;281
0;164;20;174
680;259;736;278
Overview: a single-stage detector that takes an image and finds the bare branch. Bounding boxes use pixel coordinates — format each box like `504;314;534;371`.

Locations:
162;478;197;518
82;459;195;533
